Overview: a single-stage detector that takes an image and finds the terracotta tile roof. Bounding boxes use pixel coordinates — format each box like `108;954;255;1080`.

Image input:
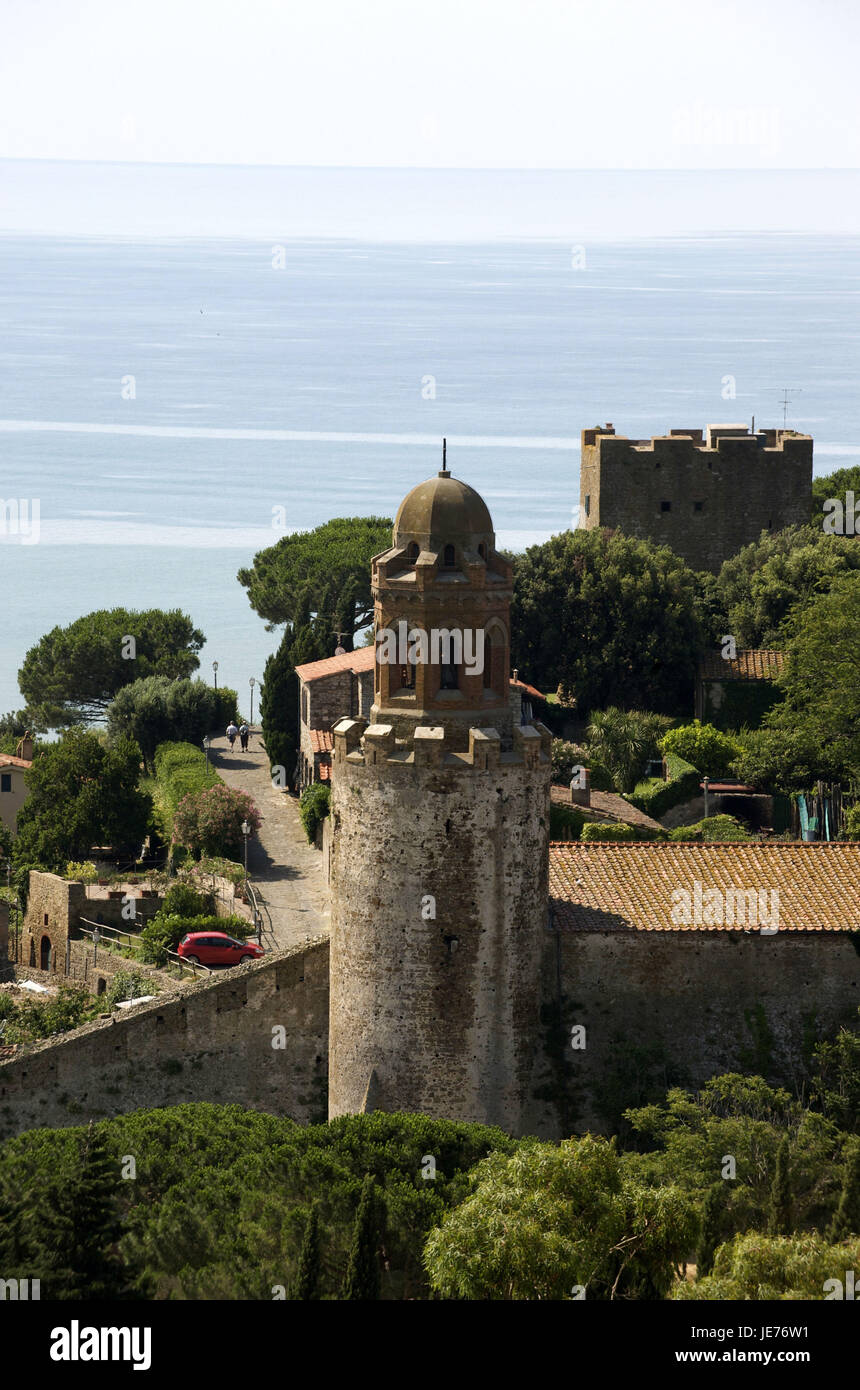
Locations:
310;729;334;754
699;648;786;682
295;645;376;683
318;763;332;782
549;841;860;933
510;677;545;702
0;754;32;770
550;784;663;831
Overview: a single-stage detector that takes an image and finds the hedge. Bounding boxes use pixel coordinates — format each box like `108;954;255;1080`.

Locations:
668;814;752;842
580;821;665;842
152;741;221;841
549;803;586;840
625;751;700;819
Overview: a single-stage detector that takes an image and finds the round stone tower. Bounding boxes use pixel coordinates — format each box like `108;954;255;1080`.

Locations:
328;457;552;1133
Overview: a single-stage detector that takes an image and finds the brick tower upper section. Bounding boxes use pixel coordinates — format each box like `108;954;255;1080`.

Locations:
370;462;514;748
578;423;813;574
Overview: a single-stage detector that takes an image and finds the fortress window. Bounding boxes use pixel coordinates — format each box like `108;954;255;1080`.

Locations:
399;663;415;690
0;773;10;792
441;659;459;690
407;542;419;561
661;501;672;512
693;501;703;513
583;495;590;517
655;461;661;469
443;544;456;567
478;542;486;558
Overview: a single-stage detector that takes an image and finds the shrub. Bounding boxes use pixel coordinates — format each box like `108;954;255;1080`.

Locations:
669;814;752;842
673;1231;860;1301
152;741;221;843
626;752;700;819
549;803;586;840
843;804;860;840
299;784;331;845
160;881;215;919
65;860;98;884
106;970;155;1007
173;785;261;859
660;721;742;780
140;912;250;965
580;821;664;842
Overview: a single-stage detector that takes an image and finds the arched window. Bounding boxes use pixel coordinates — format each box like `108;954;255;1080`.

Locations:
478;543;486;559
443;544;455;567
483;633;493;688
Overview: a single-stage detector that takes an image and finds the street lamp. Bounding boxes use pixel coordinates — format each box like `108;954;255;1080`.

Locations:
241;819;251;892
203;734;211;767
249;676;256;727
212;660;218;690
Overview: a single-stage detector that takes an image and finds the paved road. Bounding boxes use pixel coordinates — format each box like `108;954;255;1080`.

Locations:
208;729;330;952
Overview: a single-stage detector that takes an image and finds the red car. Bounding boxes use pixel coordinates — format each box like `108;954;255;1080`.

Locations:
177;932;264;967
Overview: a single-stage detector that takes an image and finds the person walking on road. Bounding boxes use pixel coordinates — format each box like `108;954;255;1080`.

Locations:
226;720;239;752
239;721;250;752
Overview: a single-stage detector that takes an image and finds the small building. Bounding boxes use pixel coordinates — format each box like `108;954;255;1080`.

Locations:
295;646;376;790
695;648;785;728
0;734;34;836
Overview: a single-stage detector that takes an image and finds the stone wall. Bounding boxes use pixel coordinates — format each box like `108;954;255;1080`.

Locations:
579;425;813;574
0;939;330;1139
535;930;860;1137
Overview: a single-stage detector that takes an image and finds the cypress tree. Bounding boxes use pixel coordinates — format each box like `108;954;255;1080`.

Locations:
829;1144;860;1241
342;1174;381;1300
290;1205;321;1300
31;1122;127;1299
696;1183;724;1277
260;633;299;791
768;1136;793;1237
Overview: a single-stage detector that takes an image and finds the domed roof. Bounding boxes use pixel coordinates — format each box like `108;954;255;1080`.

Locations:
394;469;494;546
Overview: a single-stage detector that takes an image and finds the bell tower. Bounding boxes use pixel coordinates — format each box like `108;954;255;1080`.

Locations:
327;449;552;1133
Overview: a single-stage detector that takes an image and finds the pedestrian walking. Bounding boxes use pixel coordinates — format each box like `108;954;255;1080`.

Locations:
239;721;250;752
226;720;239;751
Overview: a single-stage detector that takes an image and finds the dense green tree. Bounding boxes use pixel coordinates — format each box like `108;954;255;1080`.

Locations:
13;729;150;872
660;720;742;780
673;1231;860;1300
290;1205;321;1300
828;1143;860;1241
19;608;205;727
107;676;236;769
811;464;860;526
424;1135;698;1300
809;1017;860;1133
768;1136;793;1235
714;525;860;649
260;632;300;790
729;725;838;794
342;1174;381;1300
584;707;671;793
696;1183;725;1277
238;517;392;641
510;529;704;715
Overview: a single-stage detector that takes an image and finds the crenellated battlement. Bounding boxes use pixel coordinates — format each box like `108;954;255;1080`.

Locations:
332;716;551;772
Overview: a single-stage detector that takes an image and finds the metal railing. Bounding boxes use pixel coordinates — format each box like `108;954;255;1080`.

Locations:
77;920;211;981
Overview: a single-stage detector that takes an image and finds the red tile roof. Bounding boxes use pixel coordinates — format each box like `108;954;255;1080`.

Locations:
0;754;31;770
318;763;332;782
295;646;376;683
549;841;860;933
551;784;663;831
699;648;786;681
510;677;545;702
310;729;334;754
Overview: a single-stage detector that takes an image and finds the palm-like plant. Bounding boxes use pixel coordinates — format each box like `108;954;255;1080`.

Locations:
584;707;672;794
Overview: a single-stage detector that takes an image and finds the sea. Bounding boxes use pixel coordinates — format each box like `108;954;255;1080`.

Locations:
1;162;859;719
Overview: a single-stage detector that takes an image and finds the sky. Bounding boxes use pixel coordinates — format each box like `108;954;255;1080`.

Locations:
0;0;857;170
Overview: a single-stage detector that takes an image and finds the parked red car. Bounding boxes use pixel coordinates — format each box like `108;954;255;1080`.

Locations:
177;932;264;967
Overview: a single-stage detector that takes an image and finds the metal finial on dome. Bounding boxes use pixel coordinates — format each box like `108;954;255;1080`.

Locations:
439;436;449;477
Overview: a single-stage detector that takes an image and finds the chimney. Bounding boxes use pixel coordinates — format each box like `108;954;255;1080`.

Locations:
15;731;34;762
570;767;591;807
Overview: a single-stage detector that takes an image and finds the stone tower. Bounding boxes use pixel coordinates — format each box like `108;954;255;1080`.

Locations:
327;458;552;1133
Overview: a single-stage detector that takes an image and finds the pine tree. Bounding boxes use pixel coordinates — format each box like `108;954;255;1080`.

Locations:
829;1144;860;1241
768;1136;793;1237
30;1122;127;1299
696;1183;724;1277
342;1174;381;1300
290;1205;321;1300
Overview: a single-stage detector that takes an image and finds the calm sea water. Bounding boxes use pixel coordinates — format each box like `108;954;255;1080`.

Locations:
1;223;859;718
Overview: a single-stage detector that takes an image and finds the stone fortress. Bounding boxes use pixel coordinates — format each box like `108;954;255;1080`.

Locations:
578;422;813;572
1;459;858;1142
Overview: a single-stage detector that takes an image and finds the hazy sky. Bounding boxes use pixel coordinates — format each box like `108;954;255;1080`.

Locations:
1;0;856;169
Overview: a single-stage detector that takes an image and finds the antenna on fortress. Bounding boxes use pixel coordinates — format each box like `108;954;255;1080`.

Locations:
778;387;802;429
440;436;450;477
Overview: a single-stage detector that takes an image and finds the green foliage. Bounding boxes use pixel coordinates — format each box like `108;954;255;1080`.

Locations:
768;1136;793;1235
140;913;249;965
260;630;299;791
701;677;781;733
18;608;205;728
581;821;638;842
811;464;860;524
105;970;154;1008
299;783;331;844
843;804;860;840
173;784;261;859
64;859;98;883
237;516;392;636
585;707;673;794
828;1142;860;1241
1;985;102;1044
423;1135;698;1300
626;751;700;818
696;1183;725;1277
660;720;742;780
151;742;221;843
673;1230;860;1300
550;739;613;791
342;1174;381;1300
161;881;215;919
12;729;151;872
668;814;752;842
549;802;586;839
510;529;704;715
107;677;237;769
809;1017;860;1132
289;1205;321;1300
729;725;836;795
715;524;860;650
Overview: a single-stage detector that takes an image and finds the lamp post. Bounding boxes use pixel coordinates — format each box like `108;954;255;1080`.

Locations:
241;819;250;894
212;660;218;690
249;676;256;727
703;776;710;819
203;734;211;767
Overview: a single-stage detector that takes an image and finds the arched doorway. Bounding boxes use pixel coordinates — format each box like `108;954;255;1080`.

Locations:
40;935;52;971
